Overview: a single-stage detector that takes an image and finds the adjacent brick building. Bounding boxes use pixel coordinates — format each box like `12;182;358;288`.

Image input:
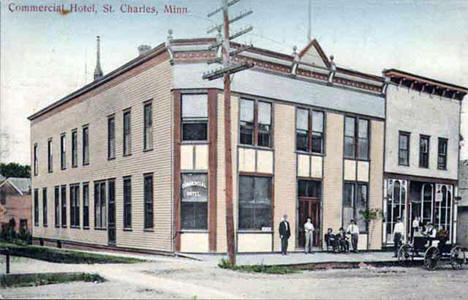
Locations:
0;177;32;231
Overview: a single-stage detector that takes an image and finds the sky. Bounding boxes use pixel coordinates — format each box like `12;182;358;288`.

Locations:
1;0;467;164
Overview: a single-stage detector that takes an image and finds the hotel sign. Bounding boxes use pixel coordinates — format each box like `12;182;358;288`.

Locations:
181;174;207;202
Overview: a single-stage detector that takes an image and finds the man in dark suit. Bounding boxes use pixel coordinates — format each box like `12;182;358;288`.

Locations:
279;214;291;255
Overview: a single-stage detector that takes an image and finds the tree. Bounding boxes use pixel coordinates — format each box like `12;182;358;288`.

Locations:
0;163;31;178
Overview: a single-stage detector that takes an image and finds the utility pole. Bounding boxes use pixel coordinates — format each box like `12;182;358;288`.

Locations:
204;0;253;265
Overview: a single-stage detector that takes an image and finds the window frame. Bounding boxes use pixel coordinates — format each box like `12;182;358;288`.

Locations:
398;131;410;166
123;176;132;229
60;133;66;170
181;93;209;143
69;184;80;228
342;181;368;234
34;189;39;226
42;187;48;227
107;115;115;160
61;185;67;228
82;125;89;166
33;143;38;176
143;101;153;151
83;182;89;229
238;175;273;231
47;138;53;173
344;116;370;160
94;181;106;229
54;186;60;227
419;135;430;168
239;98;273;148
144;174;154;230
180;172;208;231
71;129;78;168
295;107;325;154
437;137;448;170
123;109;132;156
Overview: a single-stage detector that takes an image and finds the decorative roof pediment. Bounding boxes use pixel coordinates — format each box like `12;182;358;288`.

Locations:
298;39;330;68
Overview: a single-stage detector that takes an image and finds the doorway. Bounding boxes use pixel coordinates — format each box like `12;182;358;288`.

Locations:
297;180;321;248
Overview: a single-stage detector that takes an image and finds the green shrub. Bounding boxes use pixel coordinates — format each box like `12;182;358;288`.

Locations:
218;258;297;274
0;272;105;288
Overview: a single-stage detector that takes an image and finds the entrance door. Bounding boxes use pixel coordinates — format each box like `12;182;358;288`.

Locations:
108;180;116;245
298;199;320;248
297;179;321;248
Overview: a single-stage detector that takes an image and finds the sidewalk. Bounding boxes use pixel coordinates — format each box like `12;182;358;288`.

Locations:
188;251;405;267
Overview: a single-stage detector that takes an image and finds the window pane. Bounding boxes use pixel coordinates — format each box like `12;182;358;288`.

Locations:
345;117;355;137
108;117;115;159
240;99;254;122
298;180;321;198
296;131;308;152
144;104;153;150
358;119;368;138
239;176;272;230
240;125;254;145
311;132;323;153
182;123;208;141
296;109;308;131
399;134;408;150
358;138;369;160
182;202;208;229
144;175;153;228
312;111;323;132
343;183;354;227
344;136;355;158
258;125;271;147
123;112;131;155
181;174;208;203
239;176;254;230
356;184;368;232
182;94;208;118
258;102;271;125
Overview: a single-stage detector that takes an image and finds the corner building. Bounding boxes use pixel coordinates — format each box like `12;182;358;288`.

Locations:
29;36;465;253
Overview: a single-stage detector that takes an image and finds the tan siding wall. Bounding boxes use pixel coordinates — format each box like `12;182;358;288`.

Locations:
273;103;296;251
369;120;384;249
322;112;344;244
30;59;173;252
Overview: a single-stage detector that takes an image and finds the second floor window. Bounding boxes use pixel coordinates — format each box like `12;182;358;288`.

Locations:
419;135;430;168
123;110;132;155
344;116;369;160
33;143;38;176
144;102;153;151
47;139;53;173
108;116;115;159
296;108;324;153
181;94;208;141
240;99;272;147
60;134;66;169
82;126;89;165
71;129;78;167
438;138;448;170
398;132;410;166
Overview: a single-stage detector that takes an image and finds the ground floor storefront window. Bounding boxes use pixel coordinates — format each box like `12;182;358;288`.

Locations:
181;173;208;230
238;176;272;230
343;182;368;233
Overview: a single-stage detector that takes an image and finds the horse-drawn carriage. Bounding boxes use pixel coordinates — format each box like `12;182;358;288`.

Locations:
397;236;466;270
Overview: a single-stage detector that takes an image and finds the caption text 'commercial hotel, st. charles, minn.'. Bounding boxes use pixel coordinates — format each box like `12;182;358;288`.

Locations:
28;32;467;254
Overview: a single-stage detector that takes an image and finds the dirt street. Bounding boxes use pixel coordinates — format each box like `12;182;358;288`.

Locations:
1;256;467;299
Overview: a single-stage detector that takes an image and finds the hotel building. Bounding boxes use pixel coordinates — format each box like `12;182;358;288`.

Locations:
28;34;467;253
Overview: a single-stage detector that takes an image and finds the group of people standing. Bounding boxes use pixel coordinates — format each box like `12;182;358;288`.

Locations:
278;215;361;255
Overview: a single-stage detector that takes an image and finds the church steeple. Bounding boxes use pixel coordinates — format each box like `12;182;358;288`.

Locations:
94;36;103;81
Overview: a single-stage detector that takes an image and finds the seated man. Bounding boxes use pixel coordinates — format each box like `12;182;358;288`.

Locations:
336;227;350;253
324;228;338;252
436;226;449;252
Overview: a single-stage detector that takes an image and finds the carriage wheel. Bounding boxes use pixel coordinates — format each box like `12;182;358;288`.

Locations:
450;246;466;270
398;244;411;266
424;246;439;270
